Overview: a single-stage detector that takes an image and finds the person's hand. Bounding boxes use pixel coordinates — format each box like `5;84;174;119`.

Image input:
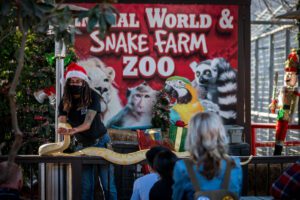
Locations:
68;128;78;135
269;100;277;113
269;103;276;113
58;127;73;135
57;123;73;135
58;127;68;134
58;128;78;135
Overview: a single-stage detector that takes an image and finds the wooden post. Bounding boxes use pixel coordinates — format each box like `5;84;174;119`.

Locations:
297;0;300;125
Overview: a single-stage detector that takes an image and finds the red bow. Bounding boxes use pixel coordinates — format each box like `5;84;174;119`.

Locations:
175;120;187;127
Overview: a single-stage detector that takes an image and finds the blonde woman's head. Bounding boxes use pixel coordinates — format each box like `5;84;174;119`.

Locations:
185;111;228;163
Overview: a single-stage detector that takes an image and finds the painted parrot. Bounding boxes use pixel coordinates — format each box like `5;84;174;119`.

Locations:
165;76;205;125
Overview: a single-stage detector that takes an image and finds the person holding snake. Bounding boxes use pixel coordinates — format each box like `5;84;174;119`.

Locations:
57;62;117;200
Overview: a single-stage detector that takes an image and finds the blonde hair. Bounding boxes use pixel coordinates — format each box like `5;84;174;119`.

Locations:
185;112;229;179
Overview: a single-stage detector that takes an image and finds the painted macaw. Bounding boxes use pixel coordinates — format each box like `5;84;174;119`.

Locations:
165;76;205;125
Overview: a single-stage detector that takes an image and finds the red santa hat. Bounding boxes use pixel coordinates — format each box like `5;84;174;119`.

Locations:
285;49;299;73
65;62;88;81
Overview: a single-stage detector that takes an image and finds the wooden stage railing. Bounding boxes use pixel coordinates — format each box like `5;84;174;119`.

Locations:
0;154;299;199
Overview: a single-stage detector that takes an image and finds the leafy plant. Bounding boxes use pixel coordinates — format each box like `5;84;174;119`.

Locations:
0;0;117;184
151;90;171;132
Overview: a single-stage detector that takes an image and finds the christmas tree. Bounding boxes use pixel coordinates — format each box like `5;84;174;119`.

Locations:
151;90;171;132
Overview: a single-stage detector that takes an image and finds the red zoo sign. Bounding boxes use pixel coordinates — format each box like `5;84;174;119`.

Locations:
74;3;239;127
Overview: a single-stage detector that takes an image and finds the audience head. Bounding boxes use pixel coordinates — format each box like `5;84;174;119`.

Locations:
0;161;23;191
146;146;170;169
153;150;178;179
185;112;228;163
62;62;92;112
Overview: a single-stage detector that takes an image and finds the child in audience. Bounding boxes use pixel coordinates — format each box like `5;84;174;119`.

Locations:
149;149;178;200
131;146;169;200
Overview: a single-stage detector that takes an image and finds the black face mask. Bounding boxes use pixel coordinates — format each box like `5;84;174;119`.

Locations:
69;85;83;95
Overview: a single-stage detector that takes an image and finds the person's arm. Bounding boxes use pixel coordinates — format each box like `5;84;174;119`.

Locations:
271;161;300;199
130;180;141;200
59;110;97;135
172;161;186;200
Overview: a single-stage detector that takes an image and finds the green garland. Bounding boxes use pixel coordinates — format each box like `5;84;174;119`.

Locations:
151;90;171;132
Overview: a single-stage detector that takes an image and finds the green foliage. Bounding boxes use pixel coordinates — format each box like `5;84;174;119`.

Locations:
0;30;78;155
0;31;57;155
0;0;117;155
0;1;117;44
78;4;117;39
0;26;21;119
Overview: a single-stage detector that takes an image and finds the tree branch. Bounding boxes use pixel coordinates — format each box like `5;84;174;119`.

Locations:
8;19;27;160
0;17;27;184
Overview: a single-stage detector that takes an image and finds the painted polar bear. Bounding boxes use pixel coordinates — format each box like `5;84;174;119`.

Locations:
77;57;123;125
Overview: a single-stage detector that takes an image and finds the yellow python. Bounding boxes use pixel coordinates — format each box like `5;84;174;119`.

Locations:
38;135;190;165
38;123;190;165
39;123;251;165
